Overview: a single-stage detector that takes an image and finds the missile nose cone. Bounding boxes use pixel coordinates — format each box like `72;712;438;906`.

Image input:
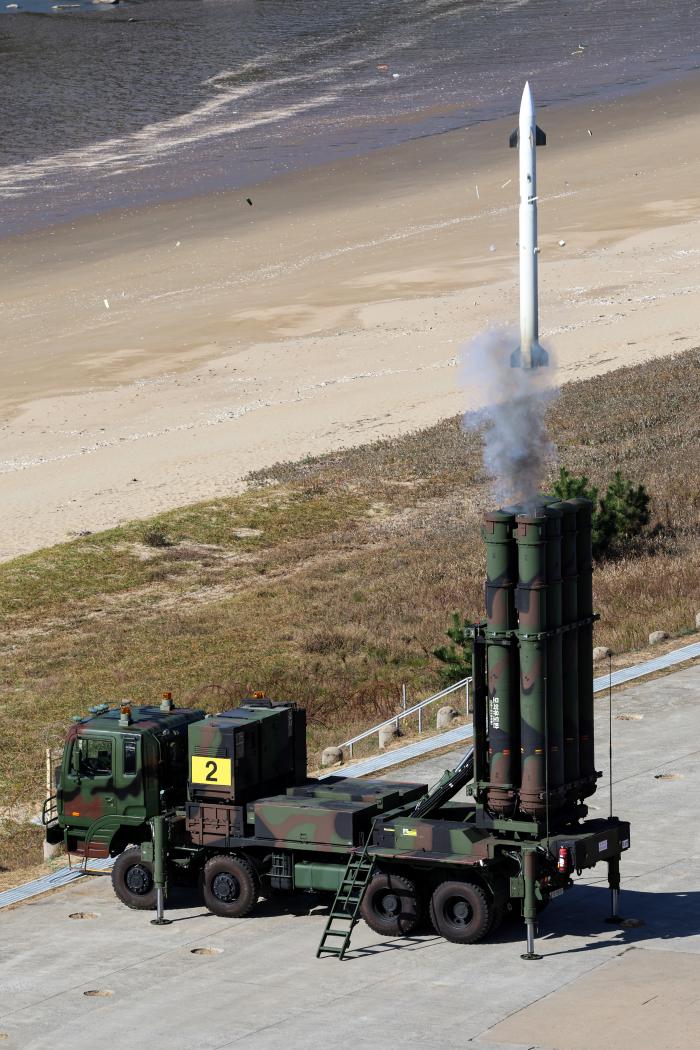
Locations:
520;81;535;121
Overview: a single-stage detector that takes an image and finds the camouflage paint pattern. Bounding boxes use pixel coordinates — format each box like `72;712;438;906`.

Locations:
188;700;306;806
516;508;552;816
57;705;204;855
542;503;565;795
551;500;581;791
370;816;493;864
482;509;519;815
253;780;426;852
570;498;597;797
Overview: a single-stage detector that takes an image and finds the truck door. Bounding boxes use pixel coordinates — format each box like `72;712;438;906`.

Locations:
62;735;117;825
119;734;145;817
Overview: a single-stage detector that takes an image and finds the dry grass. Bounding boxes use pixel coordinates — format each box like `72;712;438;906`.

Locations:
2;348;700;838
0;820;46;884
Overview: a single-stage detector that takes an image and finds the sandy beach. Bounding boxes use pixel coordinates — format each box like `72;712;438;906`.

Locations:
3;74;700;561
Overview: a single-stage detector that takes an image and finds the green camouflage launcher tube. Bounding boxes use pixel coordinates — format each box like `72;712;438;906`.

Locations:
515;504;564;817
570;498;597;798
551;499;581;794
482;509;520;815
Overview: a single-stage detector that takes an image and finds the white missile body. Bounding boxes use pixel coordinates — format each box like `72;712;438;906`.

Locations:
511;82;548;368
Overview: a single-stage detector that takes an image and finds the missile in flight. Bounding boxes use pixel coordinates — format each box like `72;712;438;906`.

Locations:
509;82;548;368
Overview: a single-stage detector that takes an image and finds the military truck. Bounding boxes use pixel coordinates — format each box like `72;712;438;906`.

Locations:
44;497;631;959
44;693;431;937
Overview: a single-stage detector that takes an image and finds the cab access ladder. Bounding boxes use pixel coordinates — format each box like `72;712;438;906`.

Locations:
316;842;376;960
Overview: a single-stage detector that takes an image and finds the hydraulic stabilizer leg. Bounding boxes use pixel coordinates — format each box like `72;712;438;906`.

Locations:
521;848;542;960
150;815;172;927
605;855;622;924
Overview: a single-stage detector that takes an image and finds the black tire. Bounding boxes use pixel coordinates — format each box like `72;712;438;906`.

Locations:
429;879;492;944
112;846;157;910
360;872;420;937
202;854;259;918
488;899;510;934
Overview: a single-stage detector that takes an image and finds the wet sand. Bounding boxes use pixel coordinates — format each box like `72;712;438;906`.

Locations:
3;74;700;560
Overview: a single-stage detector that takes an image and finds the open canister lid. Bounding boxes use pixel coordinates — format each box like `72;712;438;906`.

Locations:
482;507;517;540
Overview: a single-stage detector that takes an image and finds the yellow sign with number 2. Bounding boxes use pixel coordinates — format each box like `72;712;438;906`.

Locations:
191;756;232;786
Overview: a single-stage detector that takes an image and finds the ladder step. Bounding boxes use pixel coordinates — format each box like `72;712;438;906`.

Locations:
315;838;377;961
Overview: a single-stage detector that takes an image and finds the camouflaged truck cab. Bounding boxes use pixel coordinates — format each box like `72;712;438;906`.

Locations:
45;696;205;865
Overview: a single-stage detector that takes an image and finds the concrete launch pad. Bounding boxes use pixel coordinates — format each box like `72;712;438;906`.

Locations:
2;663;700;1050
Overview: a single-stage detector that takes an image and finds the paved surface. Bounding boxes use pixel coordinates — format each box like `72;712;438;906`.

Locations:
2;665;699;1050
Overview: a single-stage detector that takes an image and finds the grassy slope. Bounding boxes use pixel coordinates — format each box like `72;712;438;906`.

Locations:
2;348;700;874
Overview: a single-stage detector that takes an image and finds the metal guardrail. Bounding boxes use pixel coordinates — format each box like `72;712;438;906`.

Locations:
592;638;700;693
337;677;471;759
320;722;474;781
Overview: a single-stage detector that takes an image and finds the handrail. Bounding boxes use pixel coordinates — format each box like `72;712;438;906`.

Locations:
337;677;472;758
42;794;58;826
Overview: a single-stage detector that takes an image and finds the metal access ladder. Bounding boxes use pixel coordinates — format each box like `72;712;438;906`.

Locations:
316;843;376;960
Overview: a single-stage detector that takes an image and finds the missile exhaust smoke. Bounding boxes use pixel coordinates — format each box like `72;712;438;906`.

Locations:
461;328;559;510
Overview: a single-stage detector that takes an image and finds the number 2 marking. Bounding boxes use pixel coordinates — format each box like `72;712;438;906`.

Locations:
191;755;231;786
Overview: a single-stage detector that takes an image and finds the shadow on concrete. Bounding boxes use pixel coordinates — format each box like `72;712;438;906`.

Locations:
347;934;442;959
490;883;700;953
162;884;330;920
158;881;699;951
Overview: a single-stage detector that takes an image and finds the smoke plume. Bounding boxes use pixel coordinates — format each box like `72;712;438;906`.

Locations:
461;328;559;509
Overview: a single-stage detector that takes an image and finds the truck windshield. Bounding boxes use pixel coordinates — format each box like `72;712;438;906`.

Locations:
76;737;113;777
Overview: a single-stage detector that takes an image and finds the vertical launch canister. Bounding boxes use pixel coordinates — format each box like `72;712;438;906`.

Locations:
515;504;565;817
483;509;520;815
515;507;548;817
543;503;565;796
552;499;581;791
570;498;597;798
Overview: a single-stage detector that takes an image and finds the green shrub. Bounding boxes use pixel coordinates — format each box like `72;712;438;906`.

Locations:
142;523;171;548
433;612;472;686
552;466;650;559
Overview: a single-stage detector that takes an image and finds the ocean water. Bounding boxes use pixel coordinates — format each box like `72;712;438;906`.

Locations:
1;0;699;233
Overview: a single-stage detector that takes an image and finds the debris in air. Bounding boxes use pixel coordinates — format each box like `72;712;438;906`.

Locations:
103;299;110;310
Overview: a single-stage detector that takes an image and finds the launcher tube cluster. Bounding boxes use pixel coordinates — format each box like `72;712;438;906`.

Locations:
481;497;599;820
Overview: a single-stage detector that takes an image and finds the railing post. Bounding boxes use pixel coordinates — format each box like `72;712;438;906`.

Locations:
418;707;422;735
466;679;470;715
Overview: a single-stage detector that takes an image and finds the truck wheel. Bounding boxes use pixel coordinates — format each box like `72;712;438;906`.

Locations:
360;873;419;936
202;855;259;918
429;880;491;944
112;847;156;910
